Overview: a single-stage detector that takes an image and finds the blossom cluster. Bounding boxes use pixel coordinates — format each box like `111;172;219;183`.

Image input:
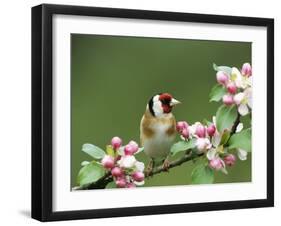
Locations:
176;118;246;173
217;63;252;116
101;137;145;188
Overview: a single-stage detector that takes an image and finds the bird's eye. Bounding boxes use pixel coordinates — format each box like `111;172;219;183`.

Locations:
160;98;170;105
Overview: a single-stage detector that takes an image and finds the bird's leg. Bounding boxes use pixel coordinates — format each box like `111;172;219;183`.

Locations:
162;156;170;171
145;159;155;177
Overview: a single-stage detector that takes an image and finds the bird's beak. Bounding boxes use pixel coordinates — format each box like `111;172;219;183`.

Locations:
170;98;181;106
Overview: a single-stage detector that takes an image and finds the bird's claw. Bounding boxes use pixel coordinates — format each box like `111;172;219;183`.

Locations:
145;159;154;177
162;159;170;171
145;167;153;177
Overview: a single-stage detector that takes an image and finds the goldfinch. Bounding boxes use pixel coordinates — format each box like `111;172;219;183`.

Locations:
140;93;181;175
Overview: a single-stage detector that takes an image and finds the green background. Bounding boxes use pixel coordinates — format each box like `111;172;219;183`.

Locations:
71;34;251;188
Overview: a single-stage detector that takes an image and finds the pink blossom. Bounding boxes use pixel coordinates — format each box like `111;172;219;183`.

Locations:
115;178;127;188
176;121;188;132
224;154;236;166
223;94;234;106
132;171;145;182
126;183;136;188
101;155;115;169
124;142;138;155
207;124;216;137
241;63;252;77
111;167;123;177
128;140;139;152
209;158;223;170
227;82;237;94
195;124;206;138
216;71;229;85
111;136;122;150
181;128;189;139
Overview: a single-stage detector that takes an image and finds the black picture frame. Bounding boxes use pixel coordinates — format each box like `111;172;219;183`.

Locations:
32;3;274;222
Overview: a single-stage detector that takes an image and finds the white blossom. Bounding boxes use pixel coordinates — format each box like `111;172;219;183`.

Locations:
237;149;248;161
117;155;136;168
135;161;145;172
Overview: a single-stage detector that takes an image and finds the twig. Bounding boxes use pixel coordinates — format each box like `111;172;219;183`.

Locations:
73;150;203;190
149;152;204;177
230;112;241;136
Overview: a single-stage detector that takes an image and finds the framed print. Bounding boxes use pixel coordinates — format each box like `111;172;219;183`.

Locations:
31;4;274;221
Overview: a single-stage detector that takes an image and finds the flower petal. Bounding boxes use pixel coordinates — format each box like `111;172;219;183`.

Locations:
212;116;217;127
231;67;243;88
236;123;244;133
119;155;136;168
134;180;145;186
212;131;221;147
245;87;252;109
135;161;145;172
117;146;125;156
206;148;217;160
221;166;228;175
237;149;248;161
234;92;245;105
238;104;249;116
180;135;188;141
189;123;199;136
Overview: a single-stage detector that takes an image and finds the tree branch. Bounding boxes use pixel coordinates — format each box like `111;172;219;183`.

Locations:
73;151;203;190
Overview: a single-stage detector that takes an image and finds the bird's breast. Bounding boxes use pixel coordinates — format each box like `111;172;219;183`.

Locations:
141;115;176;159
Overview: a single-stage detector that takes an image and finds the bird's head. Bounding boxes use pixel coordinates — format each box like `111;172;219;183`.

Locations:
148;93;181;117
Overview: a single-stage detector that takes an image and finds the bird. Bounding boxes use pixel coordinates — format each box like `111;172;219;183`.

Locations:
140;93;181;176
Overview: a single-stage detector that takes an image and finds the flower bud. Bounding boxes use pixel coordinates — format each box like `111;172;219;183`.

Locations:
128;140;139;152
176;121;188;132
216;71;229;85
241;63;252;77
111;136;122;150
181;128;189;139
223;94;234;106
132;171;145;182
101;155;115;169
124;144;137;155
195;124;206;138
224;154;236;166
126;183;136;188
207;124;216;137
115;178;126;188
111;167;123;177
227;82;237;94
209;158;223;170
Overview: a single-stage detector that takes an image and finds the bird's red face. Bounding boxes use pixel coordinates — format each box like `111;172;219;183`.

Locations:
159;93;173;113
148;93;181;116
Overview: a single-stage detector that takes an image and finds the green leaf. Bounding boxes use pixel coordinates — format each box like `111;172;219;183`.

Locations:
228;128;251;152
77;161;106;186
191;164;214;184
82;143;106;159
81;161;90;166
213;63;232;75
171;139;196;156
106;181;117;189
209;84;227;102
106;145;115;157
220;130;230;145
136;147;144;154
216;105;238;133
